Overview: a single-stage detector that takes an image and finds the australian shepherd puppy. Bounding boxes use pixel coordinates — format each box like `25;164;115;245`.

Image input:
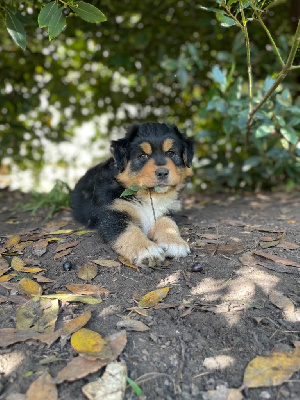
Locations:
71;122;194;267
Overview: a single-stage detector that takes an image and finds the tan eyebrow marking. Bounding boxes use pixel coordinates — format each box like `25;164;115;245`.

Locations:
163;138;174;152
140;142;152;155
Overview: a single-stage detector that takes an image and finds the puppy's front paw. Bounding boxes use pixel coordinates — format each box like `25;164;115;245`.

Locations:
133;243;165;267
158;237;190;259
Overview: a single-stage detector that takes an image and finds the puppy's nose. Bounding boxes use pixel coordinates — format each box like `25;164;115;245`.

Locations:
155;168;169;179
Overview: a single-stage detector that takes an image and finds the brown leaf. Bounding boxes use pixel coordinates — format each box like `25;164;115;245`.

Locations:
220;219;246;227
93;259;121;268
65;283;109;296
138;287;171;308
77;263;98;280
239;252;259;267
55;239;82;253
260;240;279;249
61;311;92;338
277;240;299;250
269;292;294;313
3;235;20;249
254;251;300;268
243;348;300;388
33;274;56;283
11;241;33;252
53;330;127;384
53;249;72;260
0;257;9;269
118;256;139;271
196;242;245;254
26;371;58;400
0;328;40;347
32;239;48;257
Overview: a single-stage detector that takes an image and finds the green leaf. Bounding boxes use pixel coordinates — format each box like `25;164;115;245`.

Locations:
211;65;227;91
6;10;26;50
281;127;298;145
264;76;275;93
38;1;57;28
255;125;275;138
242;156;261;172
216;12;238;27
70;1;107;23
48;7;66;41
161;59;178;71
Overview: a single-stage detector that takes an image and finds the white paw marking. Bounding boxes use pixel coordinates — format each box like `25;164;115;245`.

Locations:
134;244;165;267
158;240;190;258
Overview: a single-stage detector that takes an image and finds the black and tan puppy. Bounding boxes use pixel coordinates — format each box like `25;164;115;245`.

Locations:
71;122;194;267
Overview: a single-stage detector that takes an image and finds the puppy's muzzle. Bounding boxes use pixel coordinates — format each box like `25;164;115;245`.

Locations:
155;168;169;180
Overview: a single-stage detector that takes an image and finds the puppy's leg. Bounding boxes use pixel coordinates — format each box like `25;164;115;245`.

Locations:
112;223;165;267
148;216;190;258
98;210;165;267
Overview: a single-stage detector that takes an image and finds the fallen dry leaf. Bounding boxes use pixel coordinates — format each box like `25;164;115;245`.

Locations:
116;318;149;332
93;259;121;268
277;240;299;250
118;256;139;271
73;229;94;235
11;256;45;273
53;330;127;384
53;249;72;260
71;328;112;360
55;239;81;253
77;263;98;280
41;293;102;304
33;274;56;283
126;307;149;316
48;229;73;235
269;292;297;322
220;219;246;227
0;258;9;269
196;242;245;254
16;298;59;333
18;278;42;297
11;240;33;252
0;328;40;347
3;235;20;249
65;283;109;296
61;311;92;338
26;371;57;400
32;239;48;257
254;251;300;268
138;287;171;308
82;362;127;400
243;348;300;387
0;275;14;282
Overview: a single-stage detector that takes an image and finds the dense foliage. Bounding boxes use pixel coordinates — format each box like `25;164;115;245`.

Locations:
1;0;300;190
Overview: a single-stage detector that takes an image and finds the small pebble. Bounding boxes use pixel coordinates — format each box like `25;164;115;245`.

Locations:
63;261;72;271
0;238;6;245
191;263;204;272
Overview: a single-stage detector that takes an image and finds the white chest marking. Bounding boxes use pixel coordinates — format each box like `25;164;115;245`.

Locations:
134;196;181;234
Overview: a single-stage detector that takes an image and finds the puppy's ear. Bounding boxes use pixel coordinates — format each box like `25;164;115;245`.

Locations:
183;137;194;168
110;138;129;172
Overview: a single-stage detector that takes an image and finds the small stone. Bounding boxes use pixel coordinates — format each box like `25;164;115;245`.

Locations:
191;263;204;272
63;261;72;271
260;391;271;399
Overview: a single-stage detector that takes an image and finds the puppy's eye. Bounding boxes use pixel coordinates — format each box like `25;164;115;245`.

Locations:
166;150;176;157
138;153;148;160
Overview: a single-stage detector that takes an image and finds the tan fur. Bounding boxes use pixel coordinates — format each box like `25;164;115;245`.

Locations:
162;138;174;152
148;216;182;243
140;142;152;155
112;223;164;266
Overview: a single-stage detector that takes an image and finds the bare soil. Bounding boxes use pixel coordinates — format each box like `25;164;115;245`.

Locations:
0;189;299;400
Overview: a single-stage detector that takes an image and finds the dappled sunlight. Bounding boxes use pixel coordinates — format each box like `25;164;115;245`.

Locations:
236;267;280;295
157;271;181;287
191;277;227;301
0;350;25;376
203;355;236;371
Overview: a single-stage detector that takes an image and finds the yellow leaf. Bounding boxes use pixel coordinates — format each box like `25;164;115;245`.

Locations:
118;256;140;271
11;256;45;273
41;293;102;304
0;274;14;282
138;287;171;308
92;259;121;268
19;278;42;297
243;348;300;388
77;263;98;280
71;328;112;360
3;235;20;249
73;230;94;235
48;229;73;235
61;311;92;337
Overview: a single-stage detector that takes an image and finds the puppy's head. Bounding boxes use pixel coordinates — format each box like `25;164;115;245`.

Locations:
111;122;194;193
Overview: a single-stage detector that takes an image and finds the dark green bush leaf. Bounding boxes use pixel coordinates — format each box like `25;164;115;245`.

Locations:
281;126;298;145
70;1;107;23
48;7;66;41
38;1;57;28
6;10;26;50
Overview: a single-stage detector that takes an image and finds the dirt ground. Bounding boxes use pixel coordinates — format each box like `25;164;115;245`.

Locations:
0;189;299;400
